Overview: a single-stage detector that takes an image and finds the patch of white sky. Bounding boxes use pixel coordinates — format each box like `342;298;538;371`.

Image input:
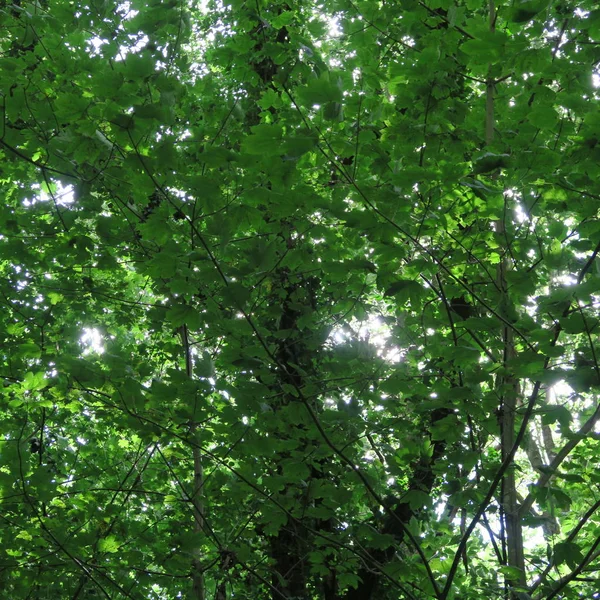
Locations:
22;182;75;207
84;1;149;59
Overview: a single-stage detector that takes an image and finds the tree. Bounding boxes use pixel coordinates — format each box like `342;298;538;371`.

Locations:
1;0;600;598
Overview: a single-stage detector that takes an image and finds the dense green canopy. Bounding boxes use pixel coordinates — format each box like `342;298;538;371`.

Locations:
1;0;600;598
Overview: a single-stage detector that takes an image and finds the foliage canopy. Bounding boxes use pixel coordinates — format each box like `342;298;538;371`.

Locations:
1;0;600;599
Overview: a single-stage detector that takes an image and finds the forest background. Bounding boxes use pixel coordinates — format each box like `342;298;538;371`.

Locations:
1;0;600;599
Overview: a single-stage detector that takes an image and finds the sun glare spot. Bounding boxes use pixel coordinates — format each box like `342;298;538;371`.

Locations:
80;328;105;355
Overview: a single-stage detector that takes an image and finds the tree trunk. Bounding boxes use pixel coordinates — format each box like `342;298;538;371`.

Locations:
182;325;205;600
487;1;525;592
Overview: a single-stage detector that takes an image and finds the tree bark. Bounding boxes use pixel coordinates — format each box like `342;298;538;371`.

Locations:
487;0;526;591
181;325;205;600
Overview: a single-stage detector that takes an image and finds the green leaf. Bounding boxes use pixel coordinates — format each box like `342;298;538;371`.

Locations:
384;279;421;298
461;33;507;63
499;565;526;581
553;541;584;568
242;124;284;156
134;103;165;120
262;511;288;536
510;0;550;23
283;130;318;158
402;489;431;511
98;536;120;553
166;303;202;329
17;342;41;359
528;105;558;130
122;53;155;80
270;11;294;28
22;371;48;391
472;152;511;174
195;351;215;378
323;101;343;121
297;72;343;106
548;487;572;510
540;405;572;429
